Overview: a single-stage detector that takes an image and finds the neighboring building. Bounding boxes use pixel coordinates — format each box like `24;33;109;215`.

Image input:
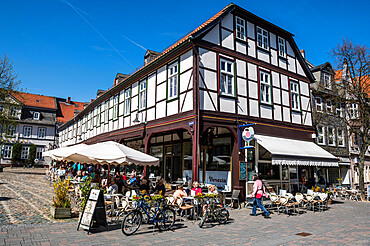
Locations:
309;62;351;186
58;4;338;197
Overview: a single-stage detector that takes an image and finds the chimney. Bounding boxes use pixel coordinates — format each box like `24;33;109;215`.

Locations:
144;50;162;65
67;97;71;104
91;99;94;103
300;49;305;58
114;73;129;86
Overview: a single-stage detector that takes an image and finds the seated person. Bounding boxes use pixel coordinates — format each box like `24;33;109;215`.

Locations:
191;181;202;196
139;177;150;193
173;185;187;203
207;184;218;195
128;174;137;187
154;178;166;196
106;180;118;198
81;171;90;181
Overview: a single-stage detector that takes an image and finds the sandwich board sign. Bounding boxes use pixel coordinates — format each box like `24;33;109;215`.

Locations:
77;189;107;234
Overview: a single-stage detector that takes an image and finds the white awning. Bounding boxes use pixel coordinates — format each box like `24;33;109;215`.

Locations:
255;135;338;167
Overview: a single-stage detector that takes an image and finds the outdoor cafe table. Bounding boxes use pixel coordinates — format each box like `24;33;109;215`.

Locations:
105;193;123;218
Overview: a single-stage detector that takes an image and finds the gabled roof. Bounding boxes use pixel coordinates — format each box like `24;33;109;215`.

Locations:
11;92;56;110
57;101;85;123
310;62;335;74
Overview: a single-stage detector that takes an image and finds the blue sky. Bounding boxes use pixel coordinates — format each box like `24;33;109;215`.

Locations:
1;0;369;102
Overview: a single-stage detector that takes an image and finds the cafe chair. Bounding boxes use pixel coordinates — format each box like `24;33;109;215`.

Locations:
278;195;295;216
225;189;241;209
268;193;280;211
305;194;319;212
317;192;329;212
293;193;306;214
175;197;194;221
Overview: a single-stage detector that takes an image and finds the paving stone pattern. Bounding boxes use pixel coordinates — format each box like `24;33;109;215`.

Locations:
0;168;369;245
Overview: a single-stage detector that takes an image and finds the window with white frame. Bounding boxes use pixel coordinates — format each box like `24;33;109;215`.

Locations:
23;126;32;138
10;107;17;117
38;127;46;139
96;105;101;126
168;62;178;100
327;126;335;146
235;16;246;41
6;125;15;136
36;147;45;160
3;145;12;159
259;70;271;104
104;101;109;123
21;146;30;159
139;80;146;110
317;125;325;145
336;103;344;117
257;26;269;50
323;73;331;88
290;80;300;110
350;103;358;119
326;100;332;113
219;58;235;96
337;129;345;147
278;37;286;57
124;89;131;115
315;97;322;112
113;95;119;120
33;112;40;120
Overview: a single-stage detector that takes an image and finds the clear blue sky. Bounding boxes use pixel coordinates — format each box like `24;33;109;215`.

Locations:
1;0;369;102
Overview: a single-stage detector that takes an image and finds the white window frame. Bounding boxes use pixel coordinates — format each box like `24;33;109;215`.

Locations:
21;146;30;160
124;89;131;116
336;103;344;117
326;100;332;114
317;125;325;145
327;126;336;146
33;112;40;120
113;95;119;120
259;70;271;104
278;37;286;57
139;80;147;111
104;100;109;123
323;73;331;88
38;127;46;139
219;58;235;96
350;103;358;119
23;126;32;138
36;147;45;160
167;62;178;100
290;80;300;111
257;26;269;50
3;145;12;159
10;107;18;117
235;16;246;41
6;125;15;136
315;97;322;112
337;129;345;147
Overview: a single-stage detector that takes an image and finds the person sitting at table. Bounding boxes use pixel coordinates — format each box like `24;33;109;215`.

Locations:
91;171;101;184
154;178;166;196
115;175;124;194
81;171;90;181
128;173;137;187
208;185;219;195
173;185;187;202
139;177;150;193
191;181;202;196
107;180;118;195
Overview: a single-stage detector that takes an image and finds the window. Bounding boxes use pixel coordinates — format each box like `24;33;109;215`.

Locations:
167;62;178;100
96;105;101;126
327;126;335;146
317;125;325;145
337;129;345;147
278;37;286;57
350;103;358;119
10;107;17;117
257;26;269;50
326;100;332;113
36;147;45;160
23;126;32;138
38;127;46;139
0;105;3;113
6;125;15;136
21;146;29;159
336;103;344;117
124;89;131;115
139;80;146;110
3;145;12;159
219;58;235;96
33;112;40;120
315;97;322;112
235;16;246;41
113;95;119;120
323;73;331;88
259;70;271;104
290;80;300;111
104;101;109;122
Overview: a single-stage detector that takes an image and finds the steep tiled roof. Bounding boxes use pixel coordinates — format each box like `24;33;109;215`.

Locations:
57;101;85;123
335;70;370;96
11;92;56;110
335;70;343;81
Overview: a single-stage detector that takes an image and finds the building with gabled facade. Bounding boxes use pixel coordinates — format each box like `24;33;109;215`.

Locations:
58;3;338;197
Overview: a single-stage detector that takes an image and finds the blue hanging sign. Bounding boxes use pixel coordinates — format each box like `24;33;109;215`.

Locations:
238;123;255;150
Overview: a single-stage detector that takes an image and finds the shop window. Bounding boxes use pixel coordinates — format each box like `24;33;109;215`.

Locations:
290;166;298;180
259;163;280;180
183;142;192;170
282;166;289;180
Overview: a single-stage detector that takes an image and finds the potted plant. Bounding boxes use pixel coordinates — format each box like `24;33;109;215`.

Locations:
51;177;71;219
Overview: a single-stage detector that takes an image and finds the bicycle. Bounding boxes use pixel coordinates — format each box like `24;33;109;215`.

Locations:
197;195;229;228
121;195;176;235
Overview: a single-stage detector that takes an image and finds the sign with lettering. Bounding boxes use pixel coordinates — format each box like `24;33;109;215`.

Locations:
239;162;247;180
188;121;195;127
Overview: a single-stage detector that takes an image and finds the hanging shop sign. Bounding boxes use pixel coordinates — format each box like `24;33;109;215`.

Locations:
238;123;255;150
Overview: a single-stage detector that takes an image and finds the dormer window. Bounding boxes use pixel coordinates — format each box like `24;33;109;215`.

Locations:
33;112;40;120
323;73;331;88
257;26;269;50
235;16;246;41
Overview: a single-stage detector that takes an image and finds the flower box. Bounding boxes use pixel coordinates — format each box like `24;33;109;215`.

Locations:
50;206;71;219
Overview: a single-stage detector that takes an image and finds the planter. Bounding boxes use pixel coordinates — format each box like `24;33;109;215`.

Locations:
50;206;71;219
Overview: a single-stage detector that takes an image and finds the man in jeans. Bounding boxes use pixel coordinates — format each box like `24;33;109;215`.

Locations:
250;174;271;218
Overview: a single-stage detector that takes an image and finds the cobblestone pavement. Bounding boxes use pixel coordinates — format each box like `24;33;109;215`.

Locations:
0;168;369;245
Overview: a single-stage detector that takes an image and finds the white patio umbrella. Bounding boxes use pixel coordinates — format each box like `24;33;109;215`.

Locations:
65;141;159;166
42;143;88;161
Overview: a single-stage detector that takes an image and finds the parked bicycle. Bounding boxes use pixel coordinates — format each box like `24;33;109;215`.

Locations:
121;195;175;235
197;194;229;228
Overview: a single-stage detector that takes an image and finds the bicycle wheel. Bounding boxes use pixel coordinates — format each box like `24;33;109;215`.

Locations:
121;210;142;236
217;208;229;224
156;207;176;231
198;212;207;228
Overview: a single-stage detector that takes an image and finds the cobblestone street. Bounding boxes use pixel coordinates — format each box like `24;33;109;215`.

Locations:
0;168;369;245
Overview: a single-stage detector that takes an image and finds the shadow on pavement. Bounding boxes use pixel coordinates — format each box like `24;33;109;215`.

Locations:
6;171;45;175
0;197;13;201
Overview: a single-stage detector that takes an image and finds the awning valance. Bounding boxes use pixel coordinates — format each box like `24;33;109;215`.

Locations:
255;135;338;167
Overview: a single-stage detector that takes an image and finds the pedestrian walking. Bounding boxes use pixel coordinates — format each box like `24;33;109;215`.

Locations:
250;174;271;218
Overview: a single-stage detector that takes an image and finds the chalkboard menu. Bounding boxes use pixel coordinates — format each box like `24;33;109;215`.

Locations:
239;162;247;180
77;189;107;234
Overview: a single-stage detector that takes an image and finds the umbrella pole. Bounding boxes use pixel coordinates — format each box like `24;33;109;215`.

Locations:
107;164;110;185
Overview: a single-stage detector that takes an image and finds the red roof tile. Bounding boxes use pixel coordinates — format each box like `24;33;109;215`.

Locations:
11;92;56;109
57;101;85;123
335;70;370;96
